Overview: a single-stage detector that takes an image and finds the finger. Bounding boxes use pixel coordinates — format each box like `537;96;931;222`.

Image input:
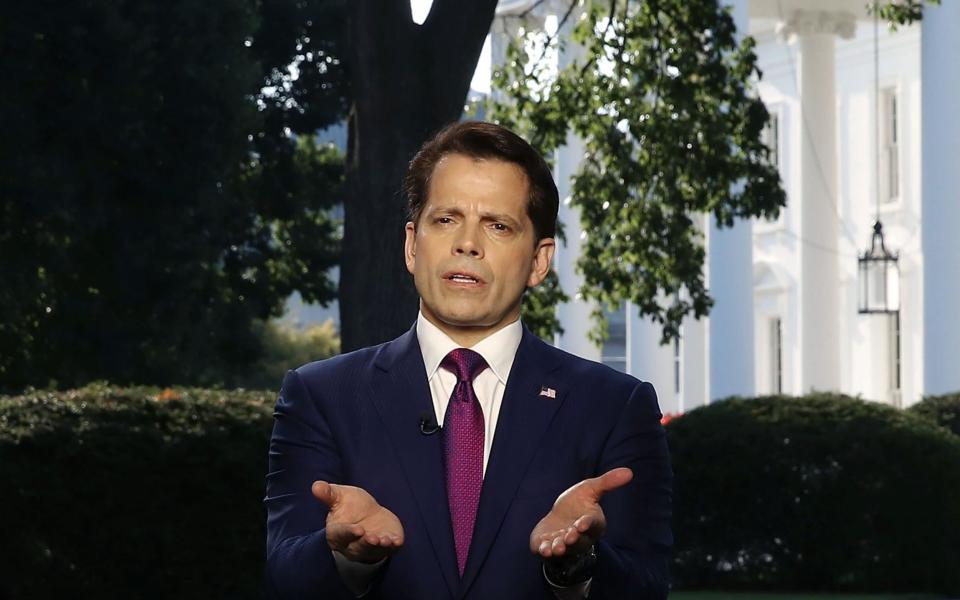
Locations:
363;531;384;545
360;532;400;547
551;536;567;556
589;467;633;498
532;528;567;555
563;526;581;546
574;514;595;532
378;531;404;546
538;529;566;546
576;512;610;541
327;522;364;547
329;522;364;538
312;480;339;507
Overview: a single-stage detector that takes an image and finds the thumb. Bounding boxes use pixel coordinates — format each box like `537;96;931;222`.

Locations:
312;480;340;508
588;467;633;499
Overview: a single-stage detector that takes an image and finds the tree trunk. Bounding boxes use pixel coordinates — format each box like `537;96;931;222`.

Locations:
339;0;498;351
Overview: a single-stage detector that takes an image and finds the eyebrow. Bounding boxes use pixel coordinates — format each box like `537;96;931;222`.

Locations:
427;206;523;227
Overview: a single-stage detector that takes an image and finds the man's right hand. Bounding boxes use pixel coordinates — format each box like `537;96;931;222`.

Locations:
312;481;405;564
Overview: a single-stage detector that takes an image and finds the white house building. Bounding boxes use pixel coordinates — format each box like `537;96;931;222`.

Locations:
492;0;960;414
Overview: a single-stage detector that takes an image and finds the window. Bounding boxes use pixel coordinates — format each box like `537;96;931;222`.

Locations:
600;303;627;373
881;88;900;203
761;108;783;225
769;317;783;394
762;109;780;171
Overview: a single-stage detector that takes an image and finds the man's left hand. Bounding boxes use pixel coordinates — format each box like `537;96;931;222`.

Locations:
529;467;633;559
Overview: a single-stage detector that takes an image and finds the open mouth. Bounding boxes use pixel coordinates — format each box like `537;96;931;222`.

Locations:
444;271;484;285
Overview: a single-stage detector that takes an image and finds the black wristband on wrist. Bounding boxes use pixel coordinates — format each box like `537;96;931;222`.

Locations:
543;545;598;587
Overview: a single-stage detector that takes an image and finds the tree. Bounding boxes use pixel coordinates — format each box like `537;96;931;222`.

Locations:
0;0;341;392
336;1;501;351
874;0;940;28
268;0;939;351
262;0;595;348
493;0;785;343
6;0;911;392
259;0;777;349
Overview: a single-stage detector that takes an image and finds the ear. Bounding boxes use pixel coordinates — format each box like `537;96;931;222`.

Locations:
526;238;556;288
404;222;417;275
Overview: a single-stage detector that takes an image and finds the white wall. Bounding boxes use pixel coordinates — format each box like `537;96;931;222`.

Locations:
751;20;922;406
498;6;934;409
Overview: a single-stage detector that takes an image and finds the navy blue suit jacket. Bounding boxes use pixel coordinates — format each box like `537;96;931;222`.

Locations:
264;322;672;599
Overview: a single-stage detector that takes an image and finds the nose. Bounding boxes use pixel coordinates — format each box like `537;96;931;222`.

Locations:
453;221;484;259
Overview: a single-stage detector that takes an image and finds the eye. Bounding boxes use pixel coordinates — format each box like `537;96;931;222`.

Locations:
492;223;510;232
435;216;453;224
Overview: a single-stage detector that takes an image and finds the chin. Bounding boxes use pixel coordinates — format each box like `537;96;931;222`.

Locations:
437;310;490;328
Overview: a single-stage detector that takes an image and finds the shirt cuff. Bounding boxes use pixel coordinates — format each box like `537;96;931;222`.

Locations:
543;564;592;600
332;550;388;598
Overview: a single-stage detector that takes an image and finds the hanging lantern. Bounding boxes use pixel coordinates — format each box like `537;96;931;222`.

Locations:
858;220;900;314
858;6;900;317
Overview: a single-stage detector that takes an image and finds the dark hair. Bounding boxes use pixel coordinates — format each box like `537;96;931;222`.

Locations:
403;121;559;242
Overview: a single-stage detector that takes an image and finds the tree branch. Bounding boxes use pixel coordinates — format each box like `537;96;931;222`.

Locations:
425;0;500;56
421;0;500;99
518;0;548;18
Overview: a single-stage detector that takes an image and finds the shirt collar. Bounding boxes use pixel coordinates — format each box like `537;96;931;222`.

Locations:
416;310;523;385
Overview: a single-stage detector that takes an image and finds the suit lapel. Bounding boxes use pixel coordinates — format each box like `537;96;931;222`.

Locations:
458;325;566;597
369;324;459;599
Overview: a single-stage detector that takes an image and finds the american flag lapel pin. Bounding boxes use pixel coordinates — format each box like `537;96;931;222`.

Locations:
539;386;556;399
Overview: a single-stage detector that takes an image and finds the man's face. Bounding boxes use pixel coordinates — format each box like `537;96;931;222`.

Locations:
404;153;555;342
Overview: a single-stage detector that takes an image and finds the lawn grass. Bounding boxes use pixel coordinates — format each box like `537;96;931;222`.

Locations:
671;593;946;600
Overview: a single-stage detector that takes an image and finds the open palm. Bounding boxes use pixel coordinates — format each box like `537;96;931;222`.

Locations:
529;467;633;559
313;480;405;564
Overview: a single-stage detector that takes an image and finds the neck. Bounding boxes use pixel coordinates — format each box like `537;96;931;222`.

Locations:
420;303;520;347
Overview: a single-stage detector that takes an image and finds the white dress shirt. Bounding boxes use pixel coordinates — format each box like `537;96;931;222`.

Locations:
334;311;588;599
416;310;521;475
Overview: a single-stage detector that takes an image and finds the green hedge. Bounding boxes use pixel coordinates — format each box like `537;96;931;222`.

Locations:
667;393;960;594
908;392;960;437
3;387;959;597
0;383;276;599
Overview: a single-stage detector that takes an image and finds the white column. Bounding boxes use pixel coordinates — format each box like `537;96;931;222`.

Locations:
779;10;854;393
554;135;601;361
547;5;601;360
682;313;708;410
628;309;677;413
921;1;960;395
708;0;754;401
708;222;755;399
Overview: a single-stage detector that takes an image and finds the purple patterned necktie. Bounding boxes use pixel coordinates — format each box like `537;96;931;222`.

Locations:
440;347;488;577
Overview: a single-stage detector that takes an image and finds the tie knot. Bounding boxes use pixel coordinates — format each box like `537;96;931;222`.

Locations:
441;348;488;383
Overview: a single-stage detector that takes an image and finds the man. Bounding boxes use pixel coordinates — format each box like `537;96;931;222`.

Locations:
264;121;672;599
